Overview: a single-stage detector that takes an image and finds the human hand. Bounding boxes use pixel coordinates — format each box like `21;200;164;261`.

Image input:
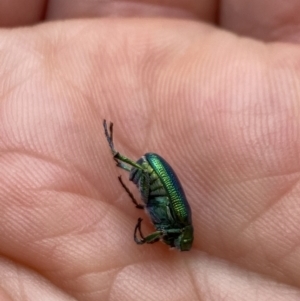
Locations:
1;1;300;300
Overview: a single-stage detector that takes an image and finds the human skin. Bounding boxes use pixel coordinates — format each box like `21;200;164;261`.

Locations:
1;1;300;300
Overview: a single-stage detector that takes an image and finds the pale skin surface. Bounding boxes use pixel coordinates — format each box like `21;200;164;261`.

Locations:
1;0;300;300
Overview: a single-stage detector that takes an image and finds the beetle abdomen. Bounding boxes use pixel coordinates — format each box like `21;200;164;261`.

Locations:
129;157;167;202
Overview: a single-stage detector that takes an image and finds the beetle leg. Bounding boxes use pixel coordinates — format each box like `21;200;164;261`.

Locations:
103;120;116;154
118;176;144;209
134;218;161;244
138;173;150;203
103;120;143;171
164;228;182;234
114;153;143;170
134;218;145;241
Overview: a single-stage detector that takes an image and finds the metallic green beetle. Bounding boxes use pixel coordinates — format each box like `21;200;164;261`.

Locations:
103;120;193;251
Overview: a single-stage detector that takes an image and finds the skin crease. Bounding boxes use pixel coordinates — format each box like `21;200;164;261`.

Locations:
0;0;300;300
